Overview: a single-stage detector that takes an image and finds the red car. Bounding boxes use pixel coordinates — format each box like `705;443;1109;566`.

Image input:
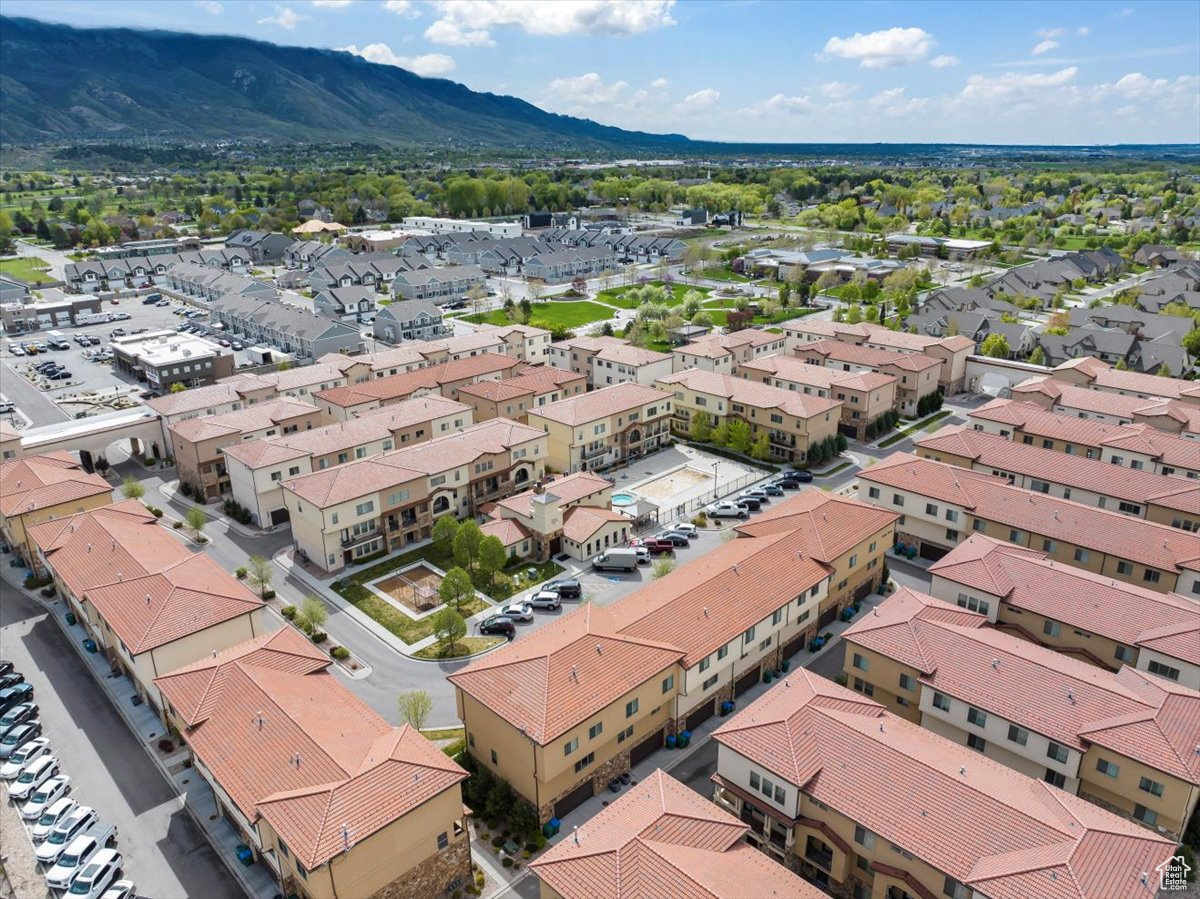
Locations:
637;538;675;555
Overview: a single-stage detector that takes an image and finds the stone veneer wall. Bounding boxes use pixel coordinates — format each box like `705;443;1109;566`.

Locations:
369;837;471;899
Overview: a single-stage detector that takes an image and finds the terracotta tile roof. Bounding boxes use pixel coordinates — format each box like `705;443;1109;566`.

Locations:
0;452;112;518
1013;378;1199;429
530;383;673;427
593;343;673;367
315;353;522;409
785;319;971;355
733;488;899;564
27;500;190;598
146;382;253;417
676;330;782;360
479;517;530;547
457;366;582;401
799;339;941;372
448;605;684;745
839;586;987;670
609;528;833;668
495;472;611;519
738;354;896;393
859;453;1200;575
1053;358;1192;400
929;535;1199;662
656;370;843;420
529;769;821;899
561;506;627;543
81;554;262;653
712;672;1176;899
0;420;20;443
169;397;320;444
155;628;466;870
1135;618;1200;666
915;424;1200;514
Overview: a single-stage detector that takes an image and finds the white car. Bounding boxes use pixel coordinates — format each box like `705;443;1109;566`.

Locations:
36;806;98;865
499;602;534;623
671;523;699;538
0;736;51;779
8;755;59;800
66;848;122;899
31;797;77;842
20;773;71;820
526;591;562;611
46;834;103;891
101;880;136;899
706;501;749;520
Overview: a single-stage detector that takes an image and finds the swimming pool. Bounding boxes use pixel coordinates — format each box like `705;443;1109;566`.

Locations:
612;492;638;506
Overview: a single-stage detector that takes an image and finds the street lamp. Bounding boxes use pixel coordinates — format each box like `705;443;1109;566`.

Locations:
713;460;721;500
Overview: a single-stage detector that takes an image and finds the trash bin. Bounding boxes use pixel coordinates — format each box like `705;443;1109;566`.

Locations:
763;670;773;683
65;611;77;626
779;659;790;672
665;734;677;750
677;730;691;749
83;638;97;654
543;818;561;838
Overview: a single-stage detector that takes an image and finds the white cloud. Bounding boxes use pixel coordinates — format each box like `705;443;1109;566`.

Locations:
383;0;419;15
929;54;959;68
959;66;1078;101
195;0;223;13
1118;7;1134;16
763;93;815;113
650;77;669;89
546;72;627;104
821;27;935;68
1036;27;1067;38
424;19;494;45
311;0;354;7
337;43;456;76
257;5;307;29
1032;39;1060;55
678;88;720;111
427;0;675;39
819;81;856;98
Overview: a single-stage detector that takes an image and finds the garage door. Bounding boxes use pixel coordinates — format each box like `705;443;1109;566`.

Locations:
854;580;874;602
783;633;807;660
919;542;950;562
630;730;663;767
554;780;594;819
270;507;290;526
818;605;838;628
685;701;714;732
735;666;760;697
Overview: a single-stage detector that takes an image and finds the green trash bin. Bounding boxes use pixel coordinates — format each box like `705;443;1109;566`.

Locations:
65;611;76;626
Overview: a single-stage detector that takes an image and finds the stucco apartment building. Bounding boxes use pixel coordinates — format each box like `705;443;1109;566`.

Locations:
0;452;112;570
547;336;673;388
915;424;1200;531
670;329;789;375
793;340;941;417
967;398;1200;480
710;670;1175;899
1011;377;1200;438
222;397;472;527
1050;354;1200;403
929;534;1200;689
155;629;471;899
170;398;326;500
840;588;1200;839
528;769;822;899
526;383;673;474
314;354;523;420
449;490;895;823
282;418;545;573
456;367;586;425
781;318;974;393
736;354;898;441
856;451;1200;595
656;370;841;466
28;500;265;718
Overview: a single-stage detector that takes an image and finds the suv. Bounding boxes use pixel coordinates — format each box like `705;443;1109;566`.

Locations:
478;615;515;638
526;591;562;611
657;531;691;548
46;834;103;890
32;797;77;842
735;493;763;510
9;755;58;800
0;721;42;759
636;538;674;555
543;579;582;599
36;806;98;865
65;847;122;899
707;501;749;520
0;701;39;736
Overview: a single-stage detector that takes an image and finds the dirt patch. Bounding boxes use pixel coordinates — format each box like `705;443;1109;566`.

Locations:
633;466;711;502
375;564;443;613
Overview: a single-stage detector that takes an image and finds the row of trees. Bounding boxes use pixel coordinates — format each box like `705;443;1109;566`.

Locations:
916;390;946;417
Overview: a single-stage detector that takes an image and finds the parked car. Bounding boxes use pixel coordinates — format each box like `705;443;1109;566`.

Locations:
632;546;651;564
231;342;243;351
1;735;51;779
670;523;699;538
20;773;71;820
111;312;130;321
32;797;77;842
478;615;516;638
87;336;101;346
779;469;814;483
218;339;231;348
0;672;23;690
637;538;675;555
734;494;762;510
773;477;801;490
129;328;149;335
657;531;691;547
0;662;12;677
155;299;171;307
109;329;126;338
0;681;34;711
67;848;123;899
741;489;771;503
37;807;98;866
706;502;749;519
0;721;42;759
49;370;73;380
9;344;25;356
543;578;582;599
9;755;59;800
498;602;534;623
592;548;640;571
526;591;562;611
101;880;136;899
46;834;106;891
0;701;39;736
761;483;784;496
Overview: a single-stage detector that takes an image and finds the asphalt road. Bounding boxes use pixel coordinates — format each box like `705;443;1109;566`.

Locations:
0;360;69;426
0;585;244;899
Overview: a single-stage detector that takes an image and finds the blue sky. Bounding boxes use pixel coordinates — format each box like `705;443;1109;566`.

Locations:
5;0;1199;143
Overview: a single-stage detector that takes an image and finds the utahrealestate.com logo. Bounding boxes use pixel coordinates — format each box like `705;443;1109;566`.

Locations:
1156;854;1191;891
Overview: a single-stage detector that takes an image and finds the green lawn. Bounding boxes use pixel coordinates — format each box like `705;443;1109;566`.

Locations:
595;281;710;309
697;267;753;283
878;410;953;448
464;301;613;330
414;637;504;660
0;256;52;283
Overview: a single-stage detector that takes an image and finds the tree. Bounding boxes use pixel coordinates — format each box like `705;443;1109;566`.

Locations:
750;432;771;461
1181;329;1200;358
690;409;712;442
979;333;1011;358
1028;345;1046;366
432;516;459;556
1158;362;1173;378
397;690;433;731
653;558;675;579
439;566;475;614
431;607;467;654
296;595;328;635
727;419;752;454
120;477;144;500
509;799;539;838
485;779;514;821
245;554;273;598
478;535;508;589
710;421;730;447
452;519;483;576
169;382;187;393
518;298;532;323
846;303;864;325
527;279;545;303
184;506;207;540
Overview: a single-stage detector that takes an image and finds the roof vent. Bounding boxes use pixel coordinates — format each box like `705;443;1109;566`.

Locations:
254;712;265;730
595;643;602;655
1067;689;1075;704
732;564;739;575
570;665;578;682
959;766;966;776
145;594;152;605
87;543;92;553
702;607;709;618
879;723;884;733
291;753;302;769
992;659;1000;669
573;826;580;846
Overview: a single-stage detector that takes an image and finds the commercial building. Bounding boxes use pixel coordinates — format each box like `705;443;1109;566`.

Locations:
0;452;112;569
400;216;522;238
793;340;941;417
155;628;471;899
656;370;841;466
28;500;265;718
840;588;1200;838
526;383;673;474
929;534;1200;688
547;336;674;388
450;489;894;822
670;330;788;374
528;769;822;899
856;451;1200;594
710;670;1175;899
915;424;1200;530
281;418;545;573
111;330;236;393
456;367;586;424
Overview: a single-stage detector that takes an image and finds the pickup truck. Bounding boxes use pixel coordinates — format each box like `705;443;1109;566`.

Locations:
637;538;675;555
591;548;640;572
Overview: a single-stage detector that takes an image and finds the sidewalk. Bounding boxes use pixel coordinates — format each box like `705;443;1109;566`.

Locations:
157;479;276;540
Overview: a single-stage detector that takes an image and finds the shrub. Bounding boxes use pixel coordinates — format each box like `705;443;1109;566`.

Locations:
524;842;538;853
157;738;174;752
235;567;247;579
501;829;511;838
522;850;531;860
310;629;327;644
502;858;513;869
179;481;193;498
533;833;546;850
280;605;296;619
475;872;485;889
262;589;276;600
331;646;350;661
149;507;163;518
172;521;183;529
491;836;504;848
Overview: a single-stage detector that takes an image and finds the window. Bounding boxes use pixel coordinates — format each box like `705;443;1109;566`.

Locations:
430;474;446;487
1043;620;1062;638
1117;560;1133;576
1114;645;1136;663
702;674;719;691
892;494;905;507
972;520;987;533
946;528;960;541
1139;777;1164;797
854;825;875;850
1045;769;1066;788
625;698;639;718
967;707;988;728
760;776;774;798
1143;570;1161;584
772;609;783;626
355;500;374;516
853;653;869;671
718;645;728;661
574;752;595;773
933;692;951;712
617;726;634;743
868;487;880;499
1030;479;1050;494
1046;742;1069;764
437;832;449;850
944;509;959;523
1148;660;1181;681
564;738;579;756
270;472;282;482
967;733;987;752
750;772;760;790
1074;548;1089;563
925;503;939;516
662;675;674;694
744;625;756;645
699;657;710;673
1118;501;1141;515
774;784;785;804
1133;805;1157;826
852;677;874;697
944;876;967;899
898;673;915;692
588;721;603;740
490;750;497;765
1009;529;1023;543
1096;758;1119;779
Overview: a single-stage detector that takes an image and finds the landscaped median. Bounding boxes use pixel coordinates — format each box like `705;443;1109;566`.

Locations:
877;409;953;448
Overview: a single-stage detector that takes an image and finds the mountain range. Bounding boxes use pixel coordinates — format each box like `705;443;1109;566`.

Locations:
0;16;689;150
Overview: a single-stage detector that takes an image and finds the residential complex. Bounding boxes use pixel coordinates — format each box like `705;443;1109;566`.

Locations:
1011;377;1200;437
793;339;941;417
456;366;586;424
547;335;674;388
670;329;788;375
0;452;113;569
526;383;673;473
840;588;1200;838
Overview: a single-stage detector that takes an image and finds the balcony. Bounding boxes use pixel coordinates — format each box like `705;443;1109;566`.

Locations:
581;444;610;460
340;528;378;549
805;837;833;872
768;431;796;448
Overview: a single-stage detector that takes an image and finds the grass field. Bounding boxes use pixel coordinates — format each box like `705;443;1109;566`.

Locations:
596;281;710;309
0;256;52;283
463;300;613;330
878;410;953;448
697;267;754;283
414;636;504;660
